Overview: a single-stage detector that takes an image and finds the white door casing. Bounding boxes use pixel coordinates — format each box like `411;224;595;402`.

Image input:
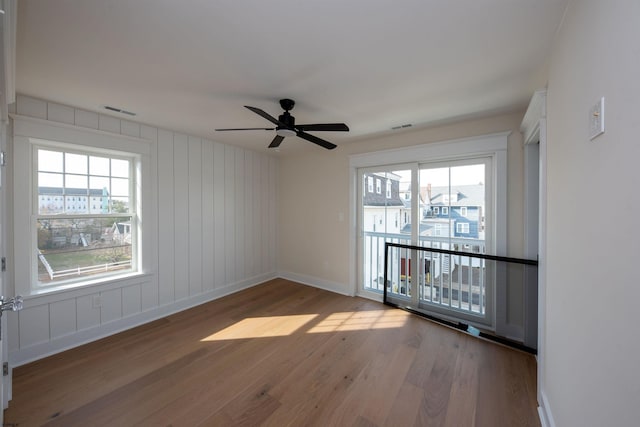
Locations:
0;0;18;418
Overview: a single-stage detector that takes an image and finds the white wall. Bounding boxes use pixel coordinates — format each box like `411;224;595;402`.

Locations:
7;95;277;366
543;2;640;426
278;112;526;298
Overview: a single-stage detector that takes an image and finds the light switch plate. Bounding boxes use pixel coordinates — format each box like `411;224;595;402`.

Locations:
589;97;605;140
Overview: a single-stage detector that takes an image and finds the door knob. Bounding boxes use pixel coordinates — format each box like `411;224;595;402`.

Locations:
0;295;23;313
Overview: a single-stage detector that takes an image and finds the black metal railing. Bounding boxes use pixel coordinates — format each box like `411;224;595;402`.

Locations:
383;241;538;353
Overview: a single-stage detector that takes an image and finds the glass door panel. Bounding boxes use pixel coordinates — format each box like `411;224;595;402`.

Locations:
418;160;491;323
359;168;413;296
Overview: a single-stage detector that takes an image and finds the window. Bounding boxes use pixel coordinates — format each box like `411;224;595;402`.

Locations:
434;207;439;214
456;222;470;233
35;146;137;286
386;180;391;198
460;206;467;217
442;206;449;215
376;178;382;194
434;223;442;236
367;176;374;192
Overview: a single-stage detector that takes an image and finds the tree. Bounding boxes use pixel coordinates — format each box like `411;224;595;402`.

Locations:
110;200;129;213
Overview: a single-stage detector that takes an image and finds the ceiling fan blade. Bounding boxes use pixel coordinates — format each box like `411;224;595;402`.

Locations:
269;135;285;148
295;123;349;132
296;131;337;150
245;106;285;127
215;127;275;131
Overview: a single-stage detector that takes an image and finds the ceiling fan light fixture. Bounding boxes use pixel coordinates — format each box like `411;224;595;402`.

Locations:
276;127;296;137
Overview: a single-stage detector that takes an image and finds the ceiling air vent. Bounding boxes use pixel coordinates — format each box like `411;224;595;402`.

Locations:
391;124;412;130
104;105;136;116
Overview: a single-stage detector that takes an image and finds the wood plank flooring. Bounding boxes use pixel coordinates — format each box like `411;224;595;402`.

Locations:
4;279;539;426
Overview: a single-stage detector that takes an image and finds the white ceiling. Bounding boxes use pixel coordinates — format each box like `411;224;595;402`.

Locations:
16;0;568;153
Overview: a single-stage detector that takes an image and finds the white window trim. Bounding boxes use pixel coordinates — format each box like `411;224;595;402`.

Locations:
11;114;155;297
367;176;373;192
33;143;139;287
349;131;508;309
442;206;449;215
460;206;468;217
375;178;381;194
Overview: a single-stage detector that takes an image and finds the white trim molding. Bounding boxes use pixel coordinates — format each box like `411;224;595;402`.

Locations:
521;90;547;145
278;271;352;297
521;89;550;427
537;390;556;427
349;131;511;169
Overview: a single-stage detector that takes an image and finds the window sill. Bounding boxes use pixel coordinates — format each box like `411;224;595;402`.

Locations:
23;272;152;301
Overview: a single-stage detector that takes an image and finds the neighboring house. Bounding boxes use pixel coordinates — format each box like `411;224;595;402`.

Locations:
362;172;405;234
424;184;484;239
399;185;427;227
112;221;132;244
38;187;109;214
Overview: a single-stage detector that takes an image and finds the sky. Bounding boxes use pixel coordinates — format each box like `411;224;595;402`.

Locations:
391;164;485;190
38;149;130;196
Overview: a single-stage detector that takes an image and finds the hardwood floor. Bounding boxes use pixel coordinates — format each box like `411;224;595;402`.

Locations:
4;279;539;426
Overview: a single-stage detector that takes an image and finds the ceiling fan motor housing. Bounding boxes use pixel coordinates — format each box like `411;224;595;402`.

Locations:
278;111;295;128
276;112;297;137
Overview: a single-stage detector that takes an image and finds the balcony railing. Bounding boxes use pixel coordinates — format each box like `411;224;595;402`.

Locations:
363;231;487;316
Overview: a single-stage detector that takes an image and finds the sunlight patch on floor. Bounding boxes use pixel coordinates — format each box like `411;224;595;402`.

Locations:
201;314;318;341
307;310;409;333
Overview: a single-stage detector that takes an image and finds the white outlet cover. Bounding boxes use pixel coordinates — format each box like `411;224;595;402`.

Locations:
589;97;605;140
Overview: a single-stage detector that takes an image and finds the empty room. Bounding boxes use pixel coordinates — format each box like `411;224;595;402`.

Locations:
0;1;638;426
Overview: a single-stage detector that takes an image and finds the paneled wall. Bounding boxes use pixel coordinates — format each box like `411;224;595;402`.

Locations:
7;95;277;365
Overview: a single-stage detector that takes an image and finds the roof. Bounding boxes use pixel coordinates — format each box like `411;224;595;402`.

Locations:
429;185;484;207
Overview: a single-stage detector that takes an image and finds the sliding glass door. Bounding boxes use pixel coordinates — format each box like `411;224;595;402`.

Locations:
358;157;494;326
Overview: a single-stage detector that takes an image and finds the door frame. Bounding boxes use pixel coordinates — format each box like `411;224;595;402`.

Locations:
520;89;547;408
0;1;18;416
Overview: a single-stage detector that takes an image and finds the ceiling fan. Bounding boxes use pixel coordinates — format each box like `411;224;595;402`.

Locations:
215;99;349;150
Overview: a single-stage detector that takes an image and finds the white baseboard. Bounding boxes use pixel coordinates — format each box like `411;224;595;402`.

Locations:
277;271;352;296
538;390;556;427
9;273;276;367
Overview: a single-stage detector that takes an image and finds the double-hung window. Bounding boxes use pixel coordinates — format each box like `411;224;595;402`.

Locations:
12;115;152;297
35;145;138;286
